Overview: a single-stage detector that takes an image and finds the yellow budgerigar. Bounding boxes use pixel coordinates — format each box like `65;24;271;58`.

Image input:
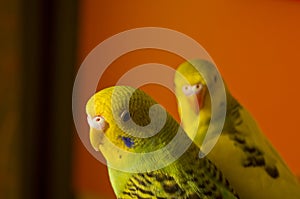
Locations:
174;59;300;199
86;86;240;199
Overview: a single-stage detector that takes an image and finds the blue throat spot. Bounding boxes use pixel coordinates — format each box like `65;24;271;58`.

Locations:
122;136;134;148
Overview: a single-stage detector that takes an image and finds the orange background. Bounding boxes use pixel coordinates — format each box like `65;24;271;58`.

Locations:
74;0;300;198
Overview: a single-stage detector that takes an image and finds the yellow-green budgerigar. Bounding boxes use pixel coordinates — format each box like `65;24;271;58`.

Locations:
174;59;300;199
86;86;240;199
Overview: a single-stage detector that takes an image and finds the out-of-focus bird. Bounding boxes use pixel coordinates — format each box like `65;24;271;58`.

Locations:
86;86;240;199
174;59;300;199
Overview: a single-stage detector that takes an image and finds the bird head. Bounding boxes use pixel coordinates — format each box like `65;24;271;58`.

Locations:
174;59;228;125
86;86;180;168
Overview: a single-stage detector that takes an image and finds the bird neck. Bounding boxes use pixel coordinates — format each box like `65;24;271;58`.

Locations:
131;114;179;152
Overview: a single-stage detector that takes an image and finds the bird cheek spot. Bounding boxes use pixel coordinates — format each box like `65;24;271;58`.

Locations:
120;110;131;122
214;75;217;83
198;151;206;158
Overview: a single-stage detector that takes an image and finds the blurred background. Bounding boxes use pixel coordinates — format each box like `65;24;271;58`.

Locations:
0;0;299;198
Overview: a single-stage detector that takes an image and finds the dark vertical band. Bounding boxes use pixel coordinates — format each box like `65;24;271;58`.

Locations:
21;0;78;198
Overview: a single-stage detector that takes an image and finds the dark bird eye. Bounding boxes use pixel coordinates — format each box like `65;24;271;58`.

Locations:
120;110;131;122
121;136;134;148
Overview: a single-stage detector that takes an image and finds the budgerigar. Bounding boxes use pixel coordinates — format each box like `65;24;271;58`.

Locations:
174;59;300;199
86;86;240;199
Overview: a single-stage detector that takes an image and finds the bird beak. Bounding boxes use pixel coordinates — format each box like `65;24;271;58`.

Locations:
89;129;104;151
188;86;206;115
